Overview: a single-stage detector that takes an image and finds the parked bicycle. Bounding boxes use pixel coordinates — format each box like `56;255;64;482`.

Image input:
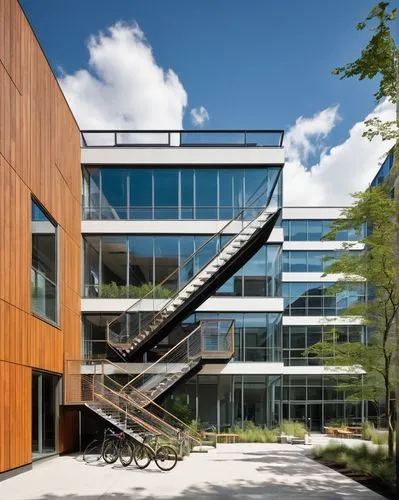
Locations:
83;428;134;466
133;432;178;471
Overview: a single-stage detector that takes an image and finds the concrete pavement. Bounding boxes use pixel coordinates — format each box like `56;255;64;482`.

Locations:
0;443;385;499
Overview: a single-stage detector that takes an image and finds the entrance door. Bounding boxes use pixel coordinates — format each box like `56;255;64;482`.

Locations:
32;371;59;460
308;404;322;432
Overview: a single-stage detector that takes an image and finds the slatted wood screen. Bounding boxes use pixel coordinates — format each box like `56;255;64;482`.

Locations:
0;0;81;472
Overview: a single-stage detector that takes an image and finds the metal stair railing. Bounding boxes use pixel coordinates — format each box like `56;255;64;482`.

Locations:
120;319;234;400
64;358;203;446
106;170;281;353
92;381;183;444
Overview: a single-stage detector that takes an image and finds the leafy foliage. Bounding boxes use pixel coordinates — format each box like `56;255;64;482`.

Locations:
164;394;193;425
333;2;398;103
306;187;397;456
99;282;173;298
313;442;396;490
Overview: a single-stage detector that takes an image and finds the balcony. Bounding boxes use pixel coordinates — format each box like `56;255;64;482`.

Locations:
80;130;284;148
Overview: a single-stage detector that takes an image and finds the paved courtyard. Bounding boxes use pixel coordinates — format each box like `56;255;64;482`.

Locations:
0;443;384;500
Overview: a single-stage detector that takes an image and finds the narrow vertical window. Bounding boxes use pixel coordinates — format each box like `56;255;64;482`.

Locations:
31;199;58;324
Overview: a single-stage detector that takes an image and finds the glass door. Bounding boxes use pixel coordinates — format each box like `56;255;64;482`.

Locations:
32;371;59;460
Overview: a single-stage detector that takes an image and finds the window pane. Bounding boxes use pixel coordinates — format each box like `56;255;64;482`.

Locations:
154;236;178;292
101;236;127;296
194;236;218;273
179;236;194;286
101;169;128;219
308;221;323;241
128;236;154;293
181;170;194;219
307;251;323;272
84;236;100;297
290;221;307;240
219;169;244;219
243;247;266;296
130;169;153;219
154;169;178;219
245;169;268;209
266;245;281;297
290;251;307;272
282;221;289;240
31;200;57;323
196;170;217;219
82;167;101;219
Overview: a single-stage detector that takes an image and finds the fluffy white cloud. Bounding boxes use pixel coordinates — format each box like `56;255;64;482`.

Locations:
59;22;188;129
190;106;210;127
285;106;341;163
284;100;395;206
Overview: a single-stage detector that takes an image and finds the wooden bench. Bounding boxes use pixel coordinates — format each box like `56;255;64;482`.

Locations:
216;433;240;444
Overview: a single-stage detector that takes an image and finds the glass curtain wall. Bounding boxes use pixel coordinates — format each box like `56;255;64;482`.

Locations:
282;325;365;366
173;375;281;431
282;220;365;241
172;374;363;431
283;251;345;272
283;282;366;316
281;375;364;431
82;167;281;220
83;236;281;299
82;312;282;362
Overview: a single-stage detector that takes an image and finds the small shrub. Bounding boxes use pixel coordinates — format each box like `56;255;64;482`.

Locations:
371;431;389;445
99;282;173;299
228;422;279;443
279;419;306;438
361;420;375;441
312;442;395;490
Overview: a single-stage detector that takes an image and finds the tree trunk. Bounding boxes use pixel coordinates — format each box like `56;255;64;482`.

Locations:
395;46;399;497
385;378;394;458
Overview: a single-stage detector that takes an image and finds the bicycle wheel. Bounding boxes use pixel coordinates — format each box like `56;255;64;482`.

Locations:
83;440;102;463
103;439;119;464
119;440;135;467
133;444;152;469
155;445;178;471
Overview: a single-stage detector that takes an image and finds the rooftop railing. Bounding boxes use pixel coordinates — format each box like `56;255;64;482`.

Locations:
80;130;284;148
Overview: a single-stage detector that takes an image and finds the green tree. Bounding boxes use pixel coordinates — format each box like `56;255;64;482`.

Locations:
305;187;397;457
332;1;398;477
333;1;398;145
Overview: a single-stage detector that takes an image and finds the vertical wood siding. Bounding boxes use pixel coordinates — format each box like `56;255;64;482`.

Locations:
0;0;81;471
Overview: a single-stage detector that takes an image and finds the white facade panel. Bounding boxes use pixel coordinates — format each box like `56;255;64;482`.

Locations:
282;316;363;326
282;207;347;219
81;147;284;165
282;366;365;375
199;362;284;375
283;241;364;251
282;272;347;282
82;221;284;241
82;297;284;313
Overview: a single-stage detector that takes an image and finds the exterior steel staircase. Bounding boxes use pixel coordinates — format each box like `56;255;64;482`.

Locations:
65;319;233;451
67;170;282;450
65;359;202;453
122;319;234;402
106;171;282;358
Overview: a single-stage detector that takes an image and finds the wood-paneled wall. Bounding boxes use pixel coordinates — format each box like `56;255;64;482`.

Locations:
0;0;81;472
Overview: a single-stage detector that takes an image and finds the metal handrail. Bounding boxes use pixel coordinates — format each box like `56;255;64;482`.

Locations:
120;324;202;391
66;358;202;443
120;319;234;393
100;377;183;437
107;170;281;332
80;129;285;148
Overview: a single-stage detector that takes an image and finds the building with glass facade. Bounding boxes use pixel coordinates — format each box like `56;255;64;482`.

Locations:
0;0;378;479
80;132;366;433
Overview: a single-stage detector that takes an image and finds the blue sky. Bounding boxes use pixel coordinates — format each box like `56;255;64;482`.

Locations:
20;0;397;205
